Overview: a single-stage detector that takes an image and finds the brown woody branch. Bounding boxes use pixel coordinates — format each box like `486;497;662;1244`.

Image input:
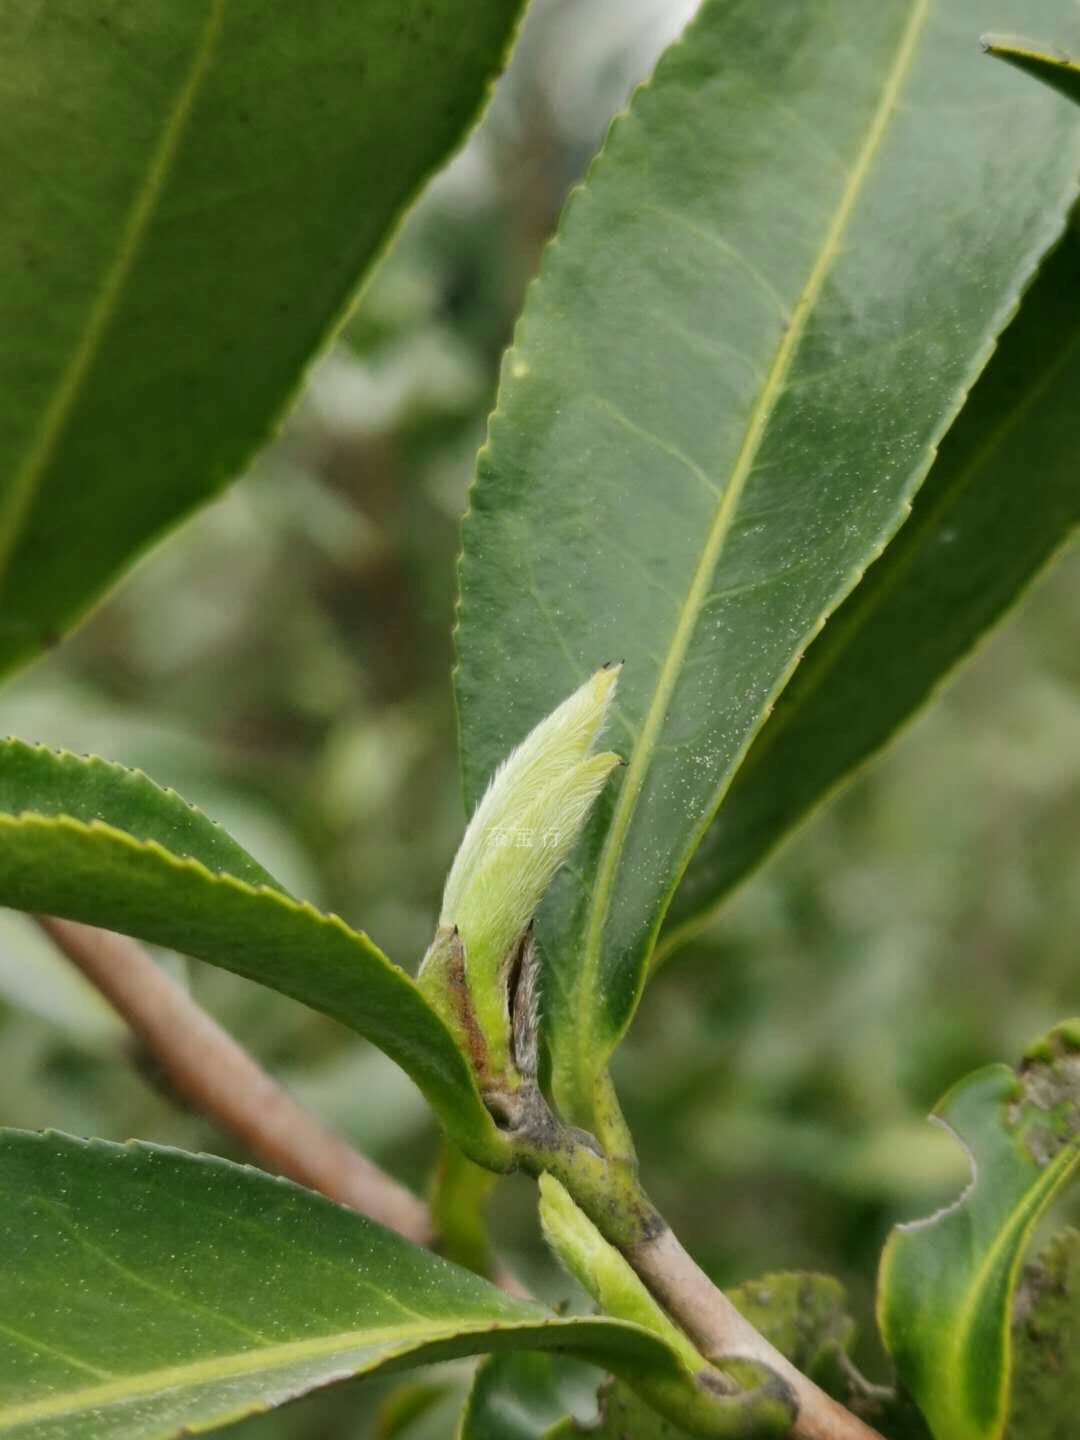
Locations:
508;1084;887;1440
38;915;884;1434
35;915;433;1246
628;1226;886;1440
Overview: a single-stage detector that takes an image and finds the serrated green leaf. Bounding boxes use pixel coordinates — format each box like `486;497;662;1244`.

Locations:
877;1023;1080;1440
0;740;506;1165
453;0;1080;1129
1009;1229;1080;1440
0;1130;709;1440
0;739;285;892
0;0;524;681
984;35;1080;104
659;213;1080;956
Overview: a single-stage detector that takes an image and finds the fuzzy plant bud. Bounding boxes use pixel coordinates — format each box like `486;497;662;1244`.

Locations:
419;665;621;1097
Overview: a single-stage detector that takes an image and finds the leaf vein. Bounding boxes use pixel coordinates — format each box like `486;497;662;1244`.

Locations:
0;1321;112;1382
36;1196;271;1346
589;395;721;501
572;0;933;1104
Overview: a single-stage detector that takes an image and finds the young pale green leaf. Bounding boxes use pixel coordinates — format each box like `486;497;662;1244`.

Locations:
0;740;506;1166
984;35;1080;104
1009;1229;1080;1440
0;0;524;683
536;1177;793;1438
0;1131;706;1440
460;1271;863;1440
659;213;1080;958
877;1023;1080;1440
538;1176;703;1374
424;668;620;1084
454;0;1080;1130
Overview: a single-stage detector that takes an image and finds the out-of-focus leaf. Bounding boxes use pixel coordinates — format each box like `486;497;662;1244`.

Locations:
0;910;123;1047
0;740;507;1166
0;1131;714;1440
586;1383;693;1439
984;35;1080;104
659;218;1080;955
430;1140;499;1279
375;1380;457;1440
877;1023;1080;1440
374;1374;479;1440
458;1353;598;1440
0;0;526;682
726;1274;854;1389
454;0;1080;1130
536;1177;793;1437
556;1273;862;1440
458;1270;860;1440
1009;1229;1080;1439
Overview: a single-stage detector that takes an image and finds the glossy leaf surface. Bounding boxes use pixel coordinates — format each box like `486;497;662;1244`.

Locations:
0;0;523;680
0;740;504;1163
661;216;1080;953
0;1131;693;1440
0;739;284;892
454;0;1080;1124
878;1024;1080;1440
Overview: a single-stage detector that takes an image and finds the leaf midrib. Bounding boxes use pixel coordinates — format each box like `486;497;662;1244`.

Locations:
572;0;933;1102
0;1315;564;1431
0;0;227;582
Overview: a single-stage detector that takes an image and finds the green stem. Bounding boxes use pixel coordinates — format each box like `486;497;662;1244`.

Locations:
506;1086;886;1440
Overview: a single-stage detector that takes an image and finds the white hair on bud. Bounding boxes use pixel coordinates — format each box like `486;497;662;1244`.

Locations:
439;666;621;1047
510;926;541;1081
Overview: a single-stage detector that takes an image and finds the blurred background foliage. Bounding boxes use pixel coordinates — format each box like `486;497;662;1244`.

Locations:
1;1;1077;1433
